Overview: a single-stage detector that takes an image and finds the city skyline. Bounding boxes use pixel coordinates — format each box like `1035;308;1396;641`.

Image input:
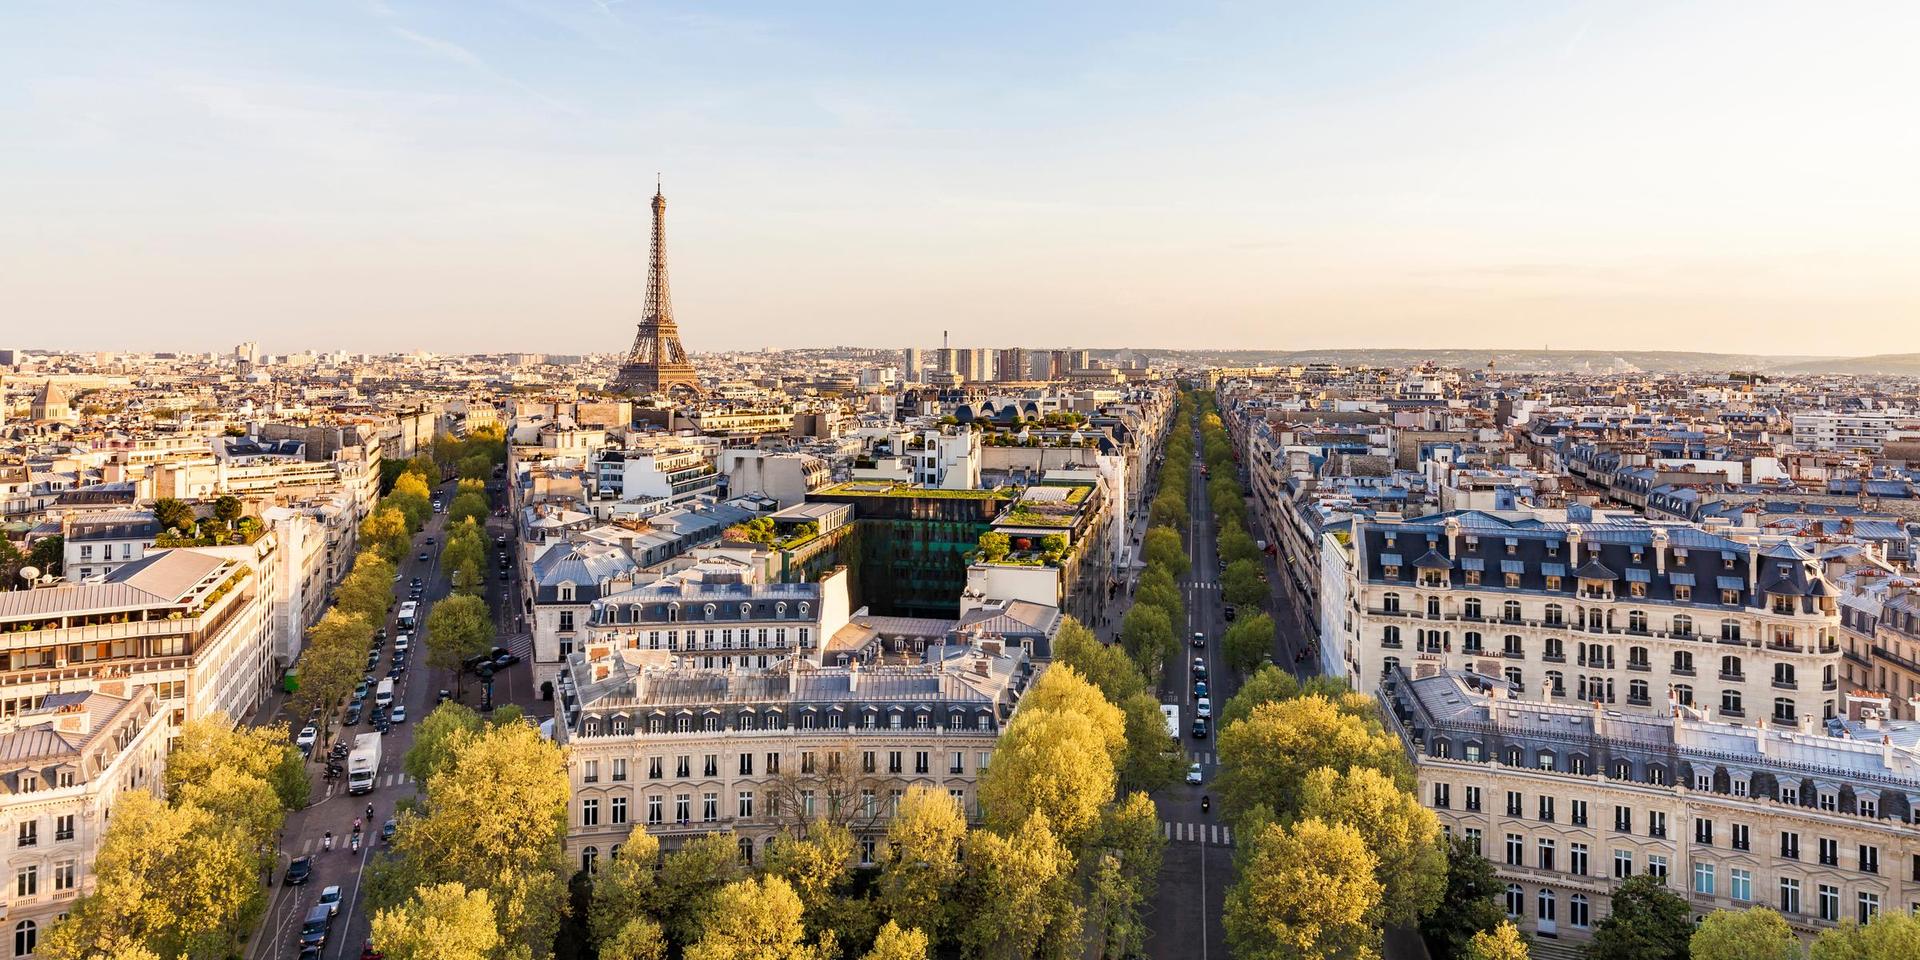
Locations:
5;2;1918;354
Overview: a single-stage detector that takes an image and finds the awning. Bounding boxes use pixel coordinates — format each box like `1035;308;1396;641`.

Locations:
1717;576;1745;591
1460;558;1486;572
1669;572;1695;587
1380;553;1403;566
1541;563;1567;577
1624;568;1651;583
1501;560;1526;574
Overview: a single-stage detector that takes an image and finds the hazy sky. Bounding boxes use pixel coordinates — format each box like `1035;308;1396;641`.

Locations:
4;2;1917;356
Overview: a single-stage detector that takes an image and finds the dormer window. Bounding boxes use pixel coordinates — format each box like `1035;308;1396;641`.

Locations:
557;582;576;602
703;603;717;620
740;602;753;619
798;602;810;619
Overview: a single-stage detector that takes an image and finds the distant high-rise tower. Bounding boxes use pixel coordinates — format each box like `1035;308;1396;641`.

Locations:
903;347;924;382
614;183;701;397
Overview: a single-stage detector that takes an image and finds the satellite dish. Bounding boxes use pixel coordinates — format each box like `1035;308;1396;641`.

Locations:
19;566;41;583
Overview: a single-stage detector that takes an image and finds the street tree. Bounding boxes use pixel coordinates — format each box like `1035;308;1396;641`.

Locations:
1149;492;1187;531
1051;619;1147;703
1220;558;1267;608
1811;911;1920;960
1296;766;1447;927
1117;692;1183;793
27;535;63;578
1466;922;1532;960
426;594;494;696
1133;570;1186;636
404;702;482;784
978;707;1116;847
1215;695;1404;820
587;831;661;946
1586;875;1692;960
1218;665;1300;728
956;813;1079;960
1119;604;1176;682
1141;526;1189;577
765;823;873;946
41;792;265;960
382;720;570;955
1690;907;1798;960
449;491;490;527
369;883;502;960
1217;518;1262;566
165;715;308;813
878;787;968;945
864;922;930;960
653;832;748;947
294;609;373;746
1087;792;1163;960
1420;837;1510;960
336;551;397;624
360;507;411;562
1224;817;1382;960
1221;612;1274;676
1017;665;1125;765
686;876;831;960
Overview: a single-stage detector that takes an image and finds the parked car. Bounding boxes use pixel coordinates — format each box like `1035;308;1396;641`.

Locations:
284;856;313;886
295;726;318;752
1223;604;1237;622
1186;763;1205;785
344;704;363;726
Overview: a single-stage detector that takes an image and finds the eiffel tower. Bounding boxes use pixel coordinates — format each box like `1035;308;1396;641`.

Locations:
614;182;701;396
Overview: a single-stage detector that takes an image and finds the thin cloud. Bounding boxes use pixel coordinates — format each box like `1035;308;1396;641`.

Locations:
391;27;485;69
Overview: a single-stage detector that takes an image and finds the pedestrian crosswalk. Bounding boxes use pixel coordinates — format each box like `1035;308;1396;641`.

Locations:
500;631;534;659
1187;582;1219;591
1163;821;1234;846
1188;751;1216;764
379;772;414;789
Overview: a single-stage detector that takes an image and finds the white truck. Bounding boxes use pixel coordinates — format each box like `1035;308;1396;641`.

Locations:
1160;703;1180;739
347;732;381;796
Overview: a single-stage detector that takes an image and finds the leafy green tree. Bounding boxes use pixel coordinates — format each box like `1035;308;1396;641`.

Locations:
370;883;502;960
1086;792;1162;959
378;720;570;956
1120;604;1176;682
426;594;494;696
1222;612;1274;675
1215;695;1403;821
1149;492;1187;531
1296;766;1447;927
653;832;747;947
1219;665;1300;728
405;702;482;784
1420;836;1510;960
1052;619;1147;704
1811;910;1920;960
450;491;490;528
864;922;930;960
956;813;1080;960
1141;526;1189;577
294;609;373;746
765;824;873;947
28;534;63;578
1221;558;1268;608
1587;875;1691;960
337;550;397;623
878;787;968;946
0;536;24;590
459;453;495;481
153;498;196;534
165;715;309;813
977;531;1011;562
1017;665;1126;765
1466;922;1532;960
1217;518;1262;566
41;791;265;960
1133;567;1186;635
1117;692;1182;793
979;707;1115;848
1225;817;1382;960
686;876;832;960
360;506;411;562
1690;907;1797;960
211;494;243;525
587;831;661;946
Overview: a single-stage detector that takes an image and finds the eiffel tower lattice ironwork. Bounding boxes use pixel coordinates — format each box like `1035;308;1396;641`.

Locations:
614;182;701;396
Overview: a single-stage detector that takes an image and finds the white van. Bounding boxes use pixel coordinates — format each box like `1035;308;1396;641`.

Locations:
393;633;411;654
375;678;395;708
1196;697;1212;719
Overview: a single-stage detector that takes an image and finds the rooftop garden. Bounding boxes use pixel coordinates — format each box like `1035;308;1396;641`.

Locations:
973;531;1068;567
818;481;1011;501
155;516;267;548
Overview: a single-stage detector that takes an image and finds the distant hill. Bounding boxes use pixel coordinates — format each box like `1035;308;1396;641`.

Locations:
1128;348;1920;376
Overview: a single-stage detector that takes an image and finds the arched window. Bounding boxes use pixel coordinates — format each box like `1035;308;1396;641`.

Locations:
704;603;717;620
581;846;599;874
12;922;32;959
1570;893;1591;928
776;601;788;618
1773;698;1796;723
738;836;755;865
1544;603;1564;625
1673;684;1694;706
1383;592;1401;613
1503;600;1523;622
1504;884;1524;917
1673;614;1693;636
740;602;753;619
1720;618;1741;642
667;603;680;622
1464;598;1482;619
1537;888;1556;921
798;602;810;619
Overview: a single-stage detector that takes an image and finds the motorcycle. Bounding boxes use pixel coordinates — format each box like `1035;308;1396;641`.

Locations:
1201;795;1211;813
323;832;334;852
350;832;361;853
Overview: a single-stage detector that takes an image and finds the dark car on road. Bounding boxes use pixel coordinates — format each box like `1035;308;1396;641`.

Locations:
382;818;397;843
1191;717;1210;740
284;856;313;886
492;652;521;669
417;552;429;562
344;704;363;726
1223;604;1237;621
